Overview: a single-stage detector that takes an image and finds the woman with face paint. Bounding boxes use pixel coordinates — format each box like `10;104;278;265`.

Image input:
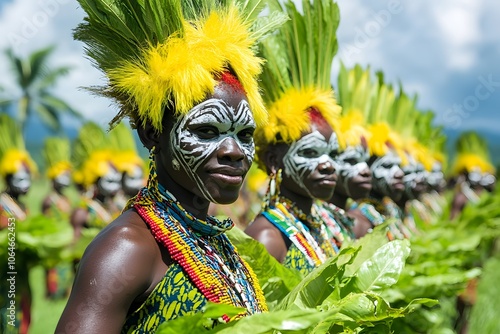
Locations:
70;122;122;243
56;2;283;332
40;137;73;300
244;0;342;274
0;114;37;334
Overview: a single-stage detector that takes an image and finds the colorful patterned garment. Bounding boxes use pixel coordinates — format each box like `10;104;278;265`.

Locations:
121;164;266;332
350;199;402;241
121;263;207;333
313;202;355;249
261;198;338;275
420;191;446;217
382;197;412;239
44;192;73;299
80;197;120;229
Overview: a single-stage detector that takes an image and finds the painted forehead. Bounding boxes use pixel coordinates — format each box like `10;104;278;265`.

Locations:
338;145;369;162
291;129;339;153
181;98;255;128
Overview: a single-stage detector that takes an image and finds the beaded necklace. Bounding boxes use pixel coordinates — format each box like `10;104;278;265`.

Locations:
263;197;337;267
313;202;354;248
131;164;267;322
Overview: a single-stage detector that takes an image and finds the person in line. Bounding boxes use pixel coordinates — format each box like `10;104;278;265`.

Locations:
245;0;342;275
57;1;282;332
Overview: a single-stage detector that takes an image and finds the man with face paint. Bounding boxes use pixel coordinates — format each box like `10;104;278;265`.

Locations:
0;114;37;334
70;122;122;243
57;2;281;332
108;122;146;210
40;137;74;300
324;113;373;240
361;123;408;240
244;0;342;274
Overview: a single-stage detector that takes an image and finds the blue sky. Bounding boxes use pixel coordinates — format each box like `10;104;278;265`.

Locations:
0;0;499;147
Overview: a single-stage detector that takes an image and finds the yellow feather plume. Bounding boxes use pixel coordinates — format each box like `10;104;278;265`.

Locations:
338;110;369;149
259;88;342;145
452;153;495;175
108;6;266;132
0;149;37;177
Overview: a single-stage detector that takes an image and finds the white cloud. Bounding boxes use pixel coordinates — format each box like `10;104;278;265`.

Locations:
431;0;481;71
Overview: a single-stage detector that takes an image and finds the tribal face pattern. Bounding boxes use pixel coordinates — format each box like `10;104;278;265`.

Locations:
370;150;403;197
426;162;444;188
337;145;370;192
171;98;256;202
10;165;31;194
283;130;339;198
402;156;425;199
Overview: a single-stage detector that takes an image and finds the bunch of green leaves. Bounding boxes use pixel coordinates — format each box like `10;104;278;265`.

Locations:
156;226;431;333
386;189;500;332
0;214;73;269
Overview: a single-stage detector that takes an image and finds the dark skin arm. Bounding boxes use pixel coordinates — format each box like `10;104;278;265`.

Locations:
56;210;169;334
245;214;289;263
347;208;373;239
450;191;467;220
70;207;89;241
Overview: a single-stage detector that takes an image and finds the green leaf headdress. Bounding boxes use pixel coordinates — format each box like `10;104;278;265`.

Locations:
71;121;113;188
254;0;342;160
74;0;287;132
0;114;37;177
43;137;72;179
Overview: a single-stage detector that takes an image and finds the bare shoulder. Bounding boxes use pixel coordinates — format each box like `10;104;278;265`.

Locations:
348;208;373;239
245;214;281;239
244;214;288;263
56;209;165;333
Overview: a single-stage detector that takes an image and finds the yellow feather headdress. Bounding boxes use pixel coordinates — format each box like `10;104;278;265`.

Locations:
74;1;287;132
255;0;342;163
43;137;72;179
0;114;37;177
451;131;495;175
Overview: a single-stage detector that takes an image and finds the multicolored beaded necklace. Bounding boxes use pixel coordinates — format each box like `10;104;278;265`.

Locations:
0;192;27;220
263;196;337;267
130;163;267;322
313;202;354;249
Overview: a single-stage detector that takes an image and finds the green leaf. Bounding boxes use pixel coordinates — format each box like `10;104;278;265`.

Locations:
350;239;411;293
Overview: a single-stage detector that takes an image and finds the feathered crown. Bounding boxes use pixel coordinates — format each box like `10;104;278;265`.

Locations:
74;0;286;132
43;137;72;179
0;114;37;177
108;121;144;175
254;0;342;160
71;122;114;187
451;131;494;175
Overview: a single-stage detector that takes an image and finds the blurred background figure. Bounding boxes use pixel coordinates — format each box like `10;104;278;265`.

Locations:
108;122;145;210
70;122;121;242
41;137;73;300
0;114;37;334
450;131;496;219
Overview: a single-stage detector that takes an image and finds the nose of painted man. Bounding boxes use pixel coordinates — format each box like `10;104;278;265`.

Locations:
394;166;404;180
360;164;372;178
217;137;245;162
318;159;336;175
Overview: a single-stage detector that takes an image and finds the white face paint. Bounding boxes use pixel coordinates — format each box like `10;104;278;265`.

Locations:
402;157;426;199
427;162;444;188
123;165;144;194
370;150;403;197
467;168;482;186
283;130;339;197
54;171;71;188
480;172;496;188
97;165;122;197
10;166;31;194
171;98;255;202
337;145;370;191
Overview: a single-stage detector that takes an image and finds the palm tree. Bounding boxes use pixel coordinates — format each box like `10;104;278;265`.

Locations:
3;46;82;134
